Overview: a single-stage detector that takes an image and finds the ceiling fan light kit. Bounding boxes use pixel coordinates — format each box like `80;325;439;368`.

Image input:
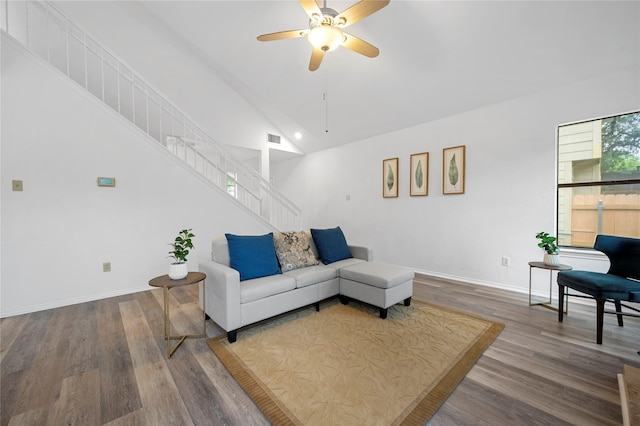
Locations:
308;24;343;52
257;0;390;71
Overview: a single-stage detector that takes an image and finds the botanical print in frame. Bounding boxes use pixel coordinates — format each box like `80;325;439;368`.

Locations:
410;152;428;196
383;157;399;198
442;145;465;195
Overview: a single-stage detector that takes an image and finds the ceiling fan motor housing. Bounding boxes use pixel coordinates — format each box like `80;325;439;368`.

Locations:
310;8;338;26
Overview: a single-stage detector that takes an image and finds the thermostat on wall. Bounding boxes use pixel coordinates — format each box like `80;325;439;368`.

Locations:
97;177;116;187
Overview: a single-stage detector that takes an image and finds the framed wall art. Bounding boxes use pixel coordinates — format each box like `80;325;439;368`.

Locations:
442;145;465;195
382;157;398;198
409;152;428;196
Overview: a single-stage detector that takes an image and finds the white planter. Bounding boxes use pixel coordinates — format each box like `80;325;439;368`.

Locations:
543;253;560;266
169;263;188;280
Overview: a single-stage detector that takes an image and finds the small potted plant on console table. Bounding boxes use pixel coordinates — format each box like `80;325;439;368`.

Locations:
168;228;195;280
535;231;559;266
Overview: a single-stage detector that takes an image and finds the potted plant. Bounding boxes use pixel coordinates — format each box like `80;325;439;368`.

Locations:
535;231;559;266
168;228;195;280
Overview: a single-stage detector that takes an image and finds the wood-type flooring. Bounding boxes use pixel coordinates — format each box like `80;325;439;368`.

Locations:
1;275;639;425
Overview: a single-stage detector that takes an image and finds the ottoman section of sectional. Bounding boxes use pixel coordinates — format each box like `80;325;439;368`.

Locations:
339;261;414;318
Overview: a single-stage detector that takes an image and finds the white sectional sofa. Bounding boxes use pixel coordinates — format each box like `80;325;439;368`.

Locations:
199;228;413;342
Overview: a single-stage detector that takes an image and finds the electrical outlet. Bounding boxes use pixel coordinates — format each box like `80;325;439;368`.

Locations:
12;180;23;191
501;256;510;267
103;262;111;272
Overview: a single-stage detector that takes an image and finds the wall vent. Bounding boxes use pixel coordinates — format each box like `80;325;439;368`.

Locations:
267;133;281;144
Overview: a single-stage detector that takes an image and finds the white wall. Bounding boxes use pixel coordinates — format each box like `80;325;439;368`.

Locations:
49;0;302;176
271;66;640;294
1;36;271;317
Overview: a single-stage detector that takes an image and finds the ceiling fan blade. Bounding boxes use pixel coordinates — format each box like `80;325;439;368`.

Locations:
342;33;379;58
309;47;324;71
257;29;307;42
299;0;322;21
335;0;390;28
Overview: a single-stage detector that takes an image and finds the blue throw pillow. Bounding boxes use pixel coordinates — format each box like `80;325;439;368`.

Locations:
310;227;352;265
225;233;282;281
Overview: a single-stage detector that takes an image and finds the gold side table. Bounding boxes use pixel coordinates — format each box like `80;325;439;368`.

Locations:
149;271;206;358
528;261;572;313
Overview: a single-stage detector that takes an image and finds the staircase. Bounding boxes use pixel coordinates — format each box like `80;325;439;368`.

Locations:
0;0;301;231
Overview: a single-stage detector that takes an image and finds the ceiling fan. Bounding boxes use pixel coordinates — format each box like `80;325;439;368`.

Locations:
257;0;390;71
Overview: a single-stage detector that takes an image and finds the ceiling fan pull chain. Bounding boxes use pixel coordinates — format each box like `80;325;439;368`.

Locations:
324;67;329;133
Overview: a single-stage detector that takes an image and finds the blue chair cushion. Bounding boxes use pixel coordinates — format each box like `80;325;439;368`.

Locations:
558;270;640;300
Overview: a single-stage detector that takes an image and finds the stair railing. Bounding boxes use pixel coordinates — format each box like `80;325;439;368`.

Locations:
0;0;301;231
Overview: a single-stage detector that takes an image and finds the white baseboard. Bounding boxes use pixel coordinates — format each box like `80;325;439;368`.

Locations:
2;268;598;318
415;268;531;295
0;285;151;318
414;269;596;307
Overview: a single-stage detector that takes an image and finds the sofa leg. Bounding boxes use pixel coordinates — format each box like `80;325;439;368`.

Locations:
596;298;604;344
404;297;412;307
228;330;238;343
558;285;565;322
314;302;320;312
339;295;350;305
614;299;624;327
380;308;388;319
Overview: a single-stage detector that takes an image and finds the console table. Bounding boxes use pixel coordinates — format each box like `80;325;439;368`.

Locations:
149;271;206;358
528;261;572;313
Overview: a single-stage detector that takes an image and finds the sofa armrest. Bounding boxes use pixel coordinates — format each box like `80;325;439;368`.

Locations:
198;259;242;332
349;245;372;261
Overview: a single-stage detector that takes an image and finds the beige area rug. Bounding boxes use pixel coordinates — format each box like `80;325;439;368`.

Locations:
207;300;504;425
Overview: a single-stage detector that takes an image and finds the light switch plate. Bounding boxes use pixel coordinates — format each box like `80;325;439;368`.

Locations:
12;180;23;191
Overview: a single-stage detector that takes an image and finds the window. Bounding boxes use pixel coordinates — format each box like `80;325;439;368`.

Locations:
557;111;640;248
227;172;237;198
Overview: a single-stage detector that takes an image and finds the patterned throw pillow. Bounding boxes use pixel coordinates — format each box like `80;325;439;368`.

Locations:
273;231;320;272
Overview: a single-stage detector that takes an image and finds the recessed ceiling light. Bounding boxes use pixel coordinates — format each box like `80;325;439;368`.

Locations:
294;132;302;140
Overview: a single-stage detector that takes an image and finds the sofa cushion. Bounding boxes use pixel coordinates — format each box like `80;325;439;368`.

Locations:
211;238;231;266
273;231;320;272
340;261;415;289
327;257;366;270
225;233;282;281
284;264;337;288
240;274;296;304
311;226;353;265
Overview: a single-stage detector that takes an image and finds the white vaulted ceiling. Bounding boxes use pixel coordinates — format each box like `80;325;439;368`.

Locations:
57;1;640;155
